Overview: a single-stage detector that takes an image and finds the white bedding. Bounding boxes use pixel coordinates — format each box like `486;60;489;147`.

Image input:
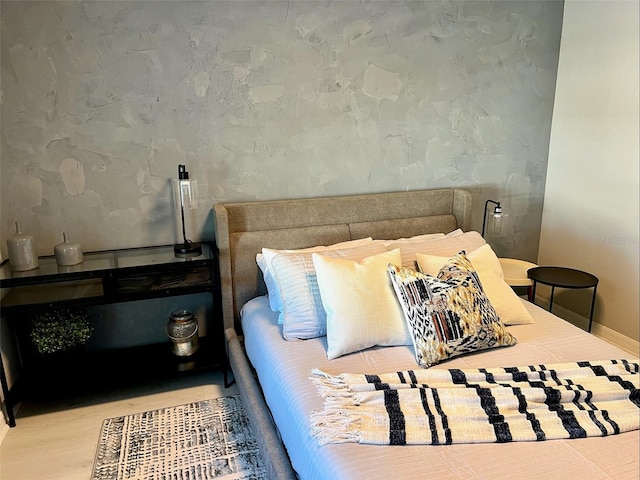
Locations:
241;295;640;480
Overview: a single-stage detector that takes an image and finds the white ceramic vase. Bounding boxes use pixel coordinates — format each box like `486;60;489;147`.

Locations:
54;232;84;266
6;221;39;271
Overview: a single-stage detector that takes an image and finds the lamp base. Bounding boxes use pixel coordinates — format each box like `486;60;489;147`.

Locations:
174;242;202;258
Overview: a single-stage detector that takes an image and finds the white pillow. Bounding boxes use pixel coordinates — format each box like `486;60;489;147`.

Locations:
386;230;487;270
269;242;387;340
312;249;411;360
416;244;534;325
374;232;445;247
445;228;464;237
258;237;374;314
256;253;280;312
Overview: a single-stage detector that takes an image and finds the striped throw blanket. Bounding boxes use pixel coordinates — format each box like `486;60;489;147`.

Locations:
310;359;640;445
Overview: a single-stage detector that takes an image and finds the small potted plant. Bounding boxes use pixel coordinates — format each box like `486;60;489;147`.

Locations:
30;307;94;355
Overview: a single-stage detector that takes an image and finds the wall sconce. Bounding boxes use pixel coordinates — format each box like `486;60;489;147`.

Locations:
174;164;202;258
482;199;508;238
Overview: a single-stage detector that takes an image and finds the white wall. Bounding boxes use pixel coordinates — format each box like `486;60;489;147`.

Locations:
541;0;639;342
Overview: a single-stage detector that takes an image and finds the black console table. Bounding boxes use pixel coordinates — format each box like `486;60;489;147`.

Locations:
0;242;228;427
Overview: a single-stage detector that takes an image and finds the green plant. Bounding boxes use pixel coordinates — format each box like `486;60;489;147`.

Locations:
30;307;94;354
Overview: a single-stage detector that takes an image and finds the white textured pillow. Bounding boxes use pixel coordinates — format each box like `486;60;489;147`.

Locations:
386;230;487;270
416;244;534;325
269;242;387;340
313;249;411;360
256;253;280;312
258;237;374;314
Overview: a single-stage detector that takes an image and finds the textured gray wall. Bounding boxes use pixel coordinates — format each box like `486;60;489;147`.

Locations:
1;0;563;261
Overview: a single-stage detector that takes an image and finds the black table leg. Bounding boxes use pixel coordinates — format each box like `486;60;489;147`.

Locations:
530;281;537;303
0;355;16;427
587;285;598;333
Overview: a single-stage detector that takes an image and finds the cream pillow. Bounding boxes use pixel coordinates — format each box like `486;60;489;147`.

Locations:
416;244;534;325
386;231;486;270
312;249;411;360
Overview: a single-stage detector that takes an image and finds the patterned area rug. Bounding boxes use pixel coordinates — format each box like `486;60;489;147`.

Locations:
91;394;266;480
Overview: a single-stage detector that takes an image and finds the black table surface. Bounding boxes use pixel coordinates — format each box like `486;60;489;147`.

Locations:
527;266;598;288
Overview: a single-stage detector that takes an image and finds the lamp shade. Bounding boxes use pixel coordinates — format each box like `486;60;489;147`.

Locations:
488;210;508;237
173;164;202;258
174;165;198;210
482;199;509;238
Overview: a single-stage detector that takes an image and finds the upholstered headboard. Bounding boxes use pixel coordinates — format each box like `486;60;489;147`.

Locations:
213;188;472;331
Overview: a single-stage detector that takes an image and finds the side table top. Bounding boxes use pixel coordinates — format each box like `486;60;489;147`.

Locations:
527;266;598;289
0;242;216;287
499;258;538;287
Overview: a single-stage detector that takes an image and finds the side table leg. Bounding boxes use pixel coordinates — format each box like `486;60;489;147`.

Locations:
0;354;16;427
587;285;598;333
223;351;234;388
549;286;555;313
530;282;537;304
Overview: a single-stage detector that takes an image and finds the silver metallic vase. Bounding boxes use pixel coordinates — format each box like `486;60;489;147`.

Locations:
166;310;199;357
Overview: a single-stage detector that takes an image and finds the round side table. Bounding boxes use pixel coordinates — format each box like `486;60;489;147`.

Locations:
499;258;538;301
527;266;599;332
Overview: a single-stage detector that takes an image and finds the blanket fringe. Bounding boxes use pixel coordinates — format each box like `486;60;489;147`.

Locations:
310;369;353;400
310;407;362;445
310;369;362;444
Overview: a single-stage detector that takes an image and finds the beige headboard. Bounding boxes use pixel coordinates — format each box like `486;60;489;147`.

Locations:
213;188;472;331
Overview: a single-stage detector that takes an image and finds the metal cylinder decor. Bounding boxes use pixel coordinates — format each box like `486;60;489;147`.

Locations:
165;309;199;357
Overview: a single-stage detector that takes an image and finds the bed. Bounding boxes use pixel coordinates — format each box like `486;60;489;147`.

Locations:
213;188;639;480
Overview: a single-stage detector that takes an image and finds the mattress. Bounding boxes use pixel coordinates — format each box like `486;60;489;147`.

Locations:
241;295;640;480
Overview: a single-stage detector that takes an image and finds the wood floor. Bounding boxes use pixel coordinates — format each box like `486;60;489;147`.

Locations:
0;370;237;480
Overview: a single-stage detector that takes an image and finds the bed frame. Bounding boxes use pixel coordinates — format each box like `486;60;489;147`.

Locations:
213;188;472;480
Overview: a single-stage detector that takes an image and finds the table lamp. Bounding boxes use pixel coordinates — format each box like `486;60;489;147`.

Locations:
481;199;508;238
482;199;536;300
174;164;202;258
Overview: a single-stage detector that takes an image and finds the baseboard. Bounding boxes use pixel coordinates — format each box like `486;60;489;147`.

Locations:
534;296;639;356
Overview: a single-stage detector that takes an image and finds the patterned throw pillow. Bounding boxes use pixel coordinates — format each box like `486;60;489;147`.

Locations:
388;251;517;368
